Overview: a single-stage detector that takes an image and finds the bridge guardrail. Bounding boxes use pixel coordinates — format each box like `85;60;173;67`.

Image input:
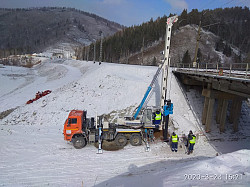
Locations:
172;62;249;80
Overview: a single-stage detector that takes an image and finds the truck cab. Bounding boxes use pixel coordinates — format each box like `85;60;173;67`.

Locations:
63;110;88;148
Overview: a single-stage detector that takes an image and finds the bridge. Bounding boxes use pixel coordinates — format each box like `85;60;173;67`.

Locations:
172;62;249;133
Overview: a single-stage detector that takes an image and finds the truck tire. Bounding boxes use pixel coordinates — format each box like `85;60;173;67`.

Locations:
130;134;142;146
73;136;87;149
115;134;127;147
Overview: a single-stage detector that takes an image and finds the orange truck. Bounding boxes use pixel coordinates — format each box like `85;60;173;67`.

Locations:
63;110;91;149
63;110;143;149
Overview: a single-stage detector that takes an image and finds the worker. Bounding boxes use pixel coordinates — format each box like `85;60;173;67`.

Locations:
186;130;192;148
153;109;162;129
170;132;179;152
188;130;196;155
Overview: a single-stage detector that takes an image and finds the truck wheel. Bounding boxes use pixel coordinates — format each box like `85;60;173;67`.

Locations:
115;134;127;147
130;134;142;146
73;137;87;149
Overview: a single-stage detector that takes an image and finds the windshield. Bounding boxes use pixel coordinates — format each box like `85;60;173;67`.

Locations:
68;118;77;124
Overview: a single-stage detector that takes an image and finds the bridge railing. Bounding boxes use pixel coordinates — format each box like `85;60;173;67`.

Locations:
172;62;249;80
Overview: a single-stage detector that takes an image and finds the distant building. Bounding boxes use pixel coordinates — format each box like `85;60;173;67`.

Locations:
52;52;64;58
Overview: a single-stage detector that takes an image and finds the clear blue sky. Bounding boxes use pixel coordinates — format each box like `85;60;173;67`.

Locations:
1;0;249;26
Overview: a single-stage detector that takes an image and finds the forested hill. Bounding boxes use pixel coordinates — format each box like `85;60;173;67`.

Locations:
0;7;123;58
76;6;249;65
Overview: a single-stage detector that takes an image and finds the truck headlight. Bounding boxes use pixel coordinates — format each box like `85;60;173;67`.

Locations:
66;130;71;134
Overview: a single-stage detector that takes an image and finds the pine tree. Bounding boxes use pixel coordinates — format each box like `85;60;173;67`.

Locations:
179;9;188;27
223;43;232;57
197;48;202;63
182;50;191;64
188;9;200;25
215;39;224;52
152;56;157;66
244;52;250;63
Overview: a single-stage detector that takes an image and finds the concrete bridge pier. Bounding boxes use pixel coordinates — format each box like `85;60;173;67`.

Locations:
218;99;228;133
216;99;223;125
205;97;215;132
229;98;243;132
202;84;215;133
202;97;209;125
202;86;244;133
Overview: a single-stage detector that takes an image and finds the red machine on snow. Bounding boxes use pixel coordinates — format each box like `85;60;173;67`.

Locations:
26;90;52;104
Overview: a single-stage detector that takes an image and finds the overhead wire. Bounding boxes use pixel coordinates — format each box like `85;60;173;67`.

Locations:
221;0;236;7
200;0;244;12
200;0;216;11
235;0;249;7
216;0;249;8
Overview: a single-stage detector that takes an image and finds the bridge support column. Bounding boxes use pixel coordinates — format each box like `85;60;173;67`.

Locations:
219;99;228;133
231;98;242;132
202;84;215;132
216;99;223;125
202;97;209;125
205;97;215;133
229;100;236;124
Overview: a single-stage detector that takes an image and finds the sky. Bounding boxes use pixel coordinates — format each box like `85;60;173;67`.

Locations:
1;0;250;26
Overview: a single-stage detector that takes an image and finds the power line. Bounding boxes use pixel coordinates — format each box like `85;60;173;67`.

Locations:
200;0;216;10
199;0;247;13
236;0;249;7
202;22;221;28
200;0;238;11
221;0;236;7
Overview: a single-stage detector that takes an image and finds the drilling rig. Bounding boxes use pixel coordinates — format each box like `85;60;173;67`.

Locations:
63;15;178;152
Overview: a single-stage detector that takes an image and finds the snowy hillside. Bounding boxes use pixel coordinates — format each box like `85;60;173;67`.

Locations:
0;59;249;186
0;7;123;56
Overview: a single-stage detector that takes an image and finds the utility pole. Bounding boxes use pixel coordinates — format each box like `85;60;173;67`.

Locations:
94;41;96;63
127;49;129;64
99;31;103;62
193;11;207;68
193;20;202;68
84;46;87;60
87;46;89;61
141;36;144;65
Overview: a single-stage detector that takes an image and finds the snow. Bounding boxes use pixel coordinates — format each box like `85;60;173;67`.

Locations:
0;59;82;113
95;149;250;187
0;59;249;186
0;66;28;96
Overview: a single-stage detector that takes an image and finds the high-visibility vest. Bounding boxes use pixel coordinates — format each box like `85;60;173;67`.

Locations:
172;135;178;143
155;113;161;120
189;135;196;144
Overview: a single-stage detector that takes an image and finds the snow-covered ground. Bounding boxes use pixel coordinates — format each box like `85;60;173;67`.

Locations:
0;59;249;186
